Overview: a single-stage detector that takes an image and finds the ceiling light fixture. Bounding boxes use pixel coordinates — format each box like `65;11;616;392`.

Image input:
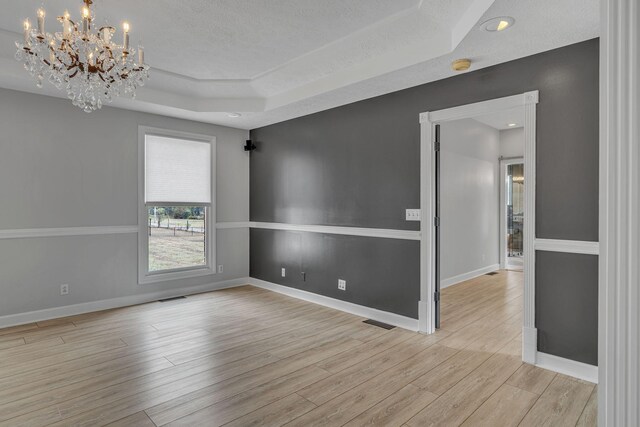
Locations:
507;123;518;127
15;0;149;112
481;16;515;32
227;113;242;118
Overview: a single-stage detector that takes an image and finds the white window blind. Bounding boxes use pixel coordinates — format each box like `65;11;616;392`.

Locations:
145;135;211;204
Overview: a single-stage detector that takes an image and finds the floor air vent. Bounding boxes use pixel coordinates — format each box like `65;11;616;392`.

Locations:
158;296;186;302
363;319;396;330
485;272;499;276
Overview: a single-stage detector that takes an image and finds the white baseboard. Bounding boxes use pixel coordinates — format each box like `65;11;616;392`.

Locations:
0;277;250;329
440;264;500;289
535;351;598;384
249;278;419;331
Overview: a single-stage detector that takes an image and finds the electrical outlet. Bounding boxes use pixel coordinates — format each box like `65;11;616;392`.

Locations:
217;265;223;273
405;209;421;221
338;279;346;291
281;268;286;277
60;284;69;296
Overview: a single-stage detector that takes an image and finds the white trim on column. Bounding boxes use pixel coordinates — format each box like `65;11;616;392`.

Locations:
599;0;639;424
0;226;139;239
534;239;600;255
523;326;538;368
522;90;538;364
249;277;420;331
419;92;539;365
536;352;598;384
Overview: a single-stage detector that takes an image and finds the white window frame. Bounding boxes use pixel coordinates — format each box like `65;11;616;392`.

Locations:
138;126;216;284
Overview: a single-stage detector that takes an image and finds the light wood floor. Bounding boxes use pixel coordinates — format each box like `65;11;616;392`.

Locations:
0;271;596;426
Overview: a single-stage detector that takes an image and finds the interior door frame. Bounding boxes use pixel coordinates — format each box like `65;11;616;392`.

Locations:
500;156;525;270
418;91;539;364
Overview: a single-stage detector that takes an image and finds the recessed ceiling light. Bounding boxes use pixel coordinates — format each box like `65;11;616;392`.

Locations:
482;16;515;32
507;123;518;127
227;112;242;118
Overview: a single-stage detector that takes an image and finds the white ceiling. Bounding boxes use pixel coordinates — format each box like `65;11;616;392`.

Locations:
0;0;599;129
474;108;525;130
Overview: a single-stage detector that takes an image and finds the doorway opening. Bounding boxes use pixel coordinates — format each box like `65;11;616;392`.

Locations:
419;91;539;364
501;158;525;271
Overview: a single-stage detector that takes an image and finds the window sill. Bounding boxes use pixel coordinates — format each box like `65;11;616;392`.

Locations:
139;266;215;285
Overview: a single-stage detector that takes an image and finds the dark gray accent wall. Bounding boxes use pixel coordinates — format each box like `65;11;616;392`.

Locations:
250;229;420;317
250;39;599;364
536;251;599;365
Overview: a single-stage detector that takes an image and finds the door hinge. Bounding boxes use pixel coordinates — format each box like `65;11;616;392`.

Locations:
434;291;440;302
434;141;441;152
434;216;440;227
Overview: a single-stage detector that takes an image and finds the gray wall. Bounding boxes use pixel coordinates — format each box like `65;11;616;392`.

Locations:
250;39;599;365
250;229;420;317
0;88;250;317
441;119;500;283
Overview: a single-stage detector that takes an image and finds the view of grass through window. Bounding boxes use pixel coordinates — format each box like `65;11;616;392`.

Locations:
148;206;206;272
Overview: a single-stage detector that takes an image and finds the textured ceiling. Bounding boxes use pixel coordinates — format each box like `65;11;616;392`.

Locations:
0;0;599;129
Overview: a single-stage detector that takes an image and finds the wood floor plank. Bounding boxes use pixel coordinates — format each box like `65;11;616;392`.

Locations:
0;323;38;337
460;383;538;426
315;328;415;374
0;357;174;422
146;337;361;426
298;336;436;405
411;348;492;395
506;363;557;395
106;412;157;427
0;337;25;350
164;366;330;427
576;388;598;427
342;384;438;427
405;341;523;427
2;351;282;427
222;393;316;427
284;345;458;427
519;375;595;427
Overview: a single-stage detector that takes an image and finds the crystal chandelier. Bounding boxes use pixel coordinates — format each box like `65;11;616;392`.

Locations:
15;0;149;112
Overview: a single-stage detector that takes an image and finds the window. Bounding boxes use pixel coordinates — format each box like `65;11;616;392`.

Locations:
138;127;216;284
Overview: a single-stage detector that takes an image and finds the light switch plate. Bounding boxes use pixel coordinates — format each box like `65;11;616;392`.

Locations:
405;209;421;221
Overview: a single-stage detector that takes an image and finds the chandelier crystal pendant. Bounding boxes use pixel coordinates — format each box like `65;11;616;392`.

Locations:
15;0;149;112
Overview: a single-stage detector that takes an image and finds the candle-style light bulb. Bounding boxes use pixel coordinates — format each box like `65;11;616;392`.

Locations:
88;52;94;66
122;22;130;51
62;10;71;36
23;19;31;43
49;40;55;64
137;45;144;65
37;8;45;34
82;6;90;33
